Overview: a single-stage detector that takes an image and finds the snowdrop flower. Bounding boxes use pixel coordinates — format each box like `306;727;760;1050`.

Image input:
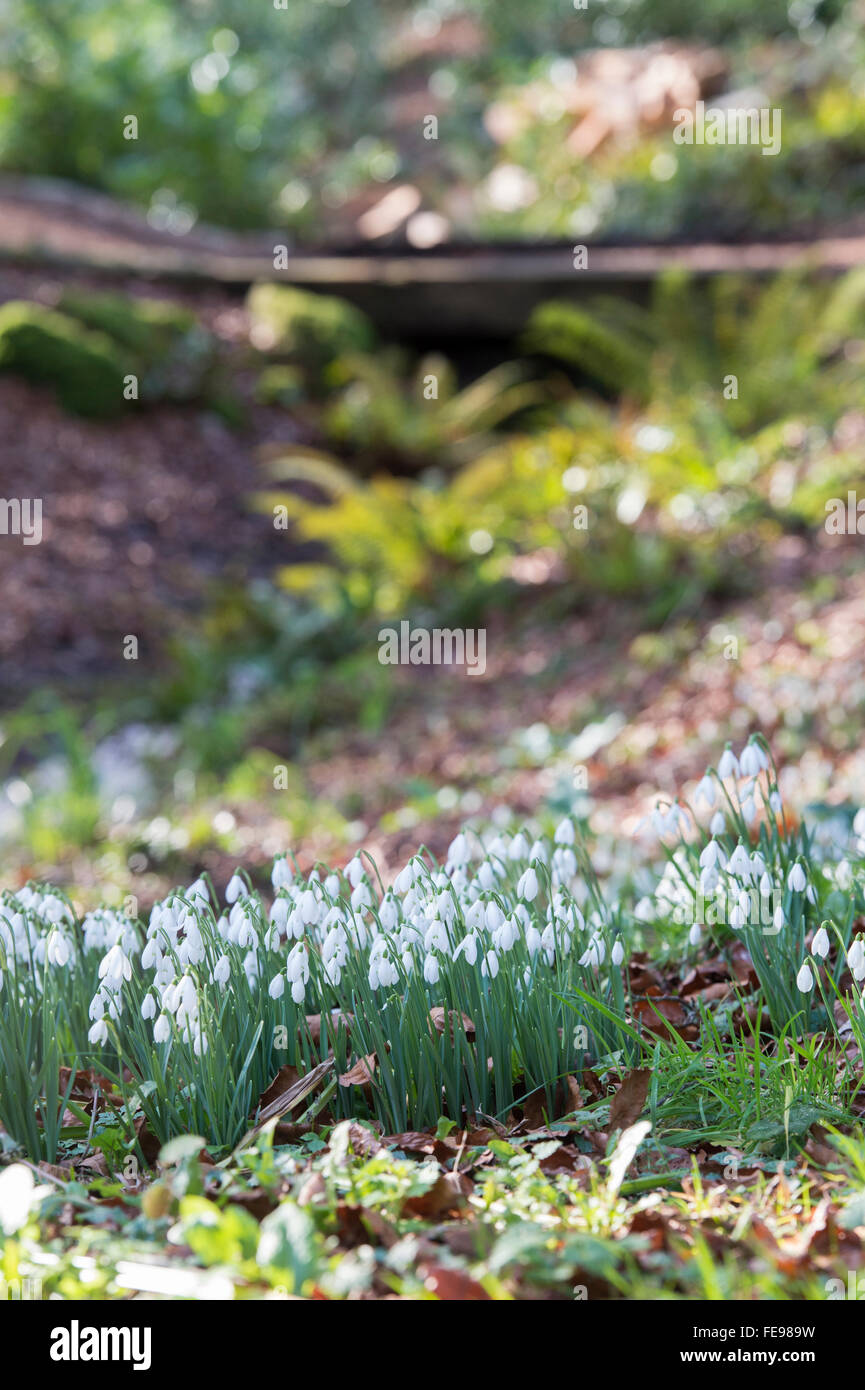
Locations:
728;843;751;878
324;872;341;899
742;796;756;825
552;847;577;883
699;839;724;870
213;954;231;988
345;856;364;888
351;881;373;912
759;873;773;897
695;772;716;809
718;745;740;780
141;992;157;1020
729;902;746;928
517;866;539;902
525;924;542;955
481;949;499;979
739;742;763;778
493;917;518;952
447;833;470;867
485;900;504;931
225;873;245;904
453;932;479;967
98;943;132;989
773;905;786;933
507;832;530;862
796;960;814;993
88;1018;108;1046
769;790;782;816
579;934;606;968
393;863;414;894
806;884;817;905
788;863;807;893
379;894;400;930
424;918;449;953
270;896;290;930
45;929;70;968
89;990;107;1022
529;839;548;864
272;856;293;890
423;953;440;985
291;977;306;1005
836;860;853;892
554;818;575;846
154;1013;171;1044
611;940;625;966
847;938;865;982
812;926;831;959
476;861;495;892
688;922;702;947
710;811;725;835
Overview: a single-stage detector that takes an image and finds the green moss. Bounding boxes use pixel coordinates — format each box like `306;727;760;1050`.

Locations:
0;301;126;418
246;284;376;379
59;290;215;403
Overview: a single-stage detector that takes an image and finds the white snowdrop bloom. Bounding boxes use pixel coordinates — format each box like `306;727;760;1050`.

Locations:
718;746;740;780
836;860;853;891
175;976;199;1029
485;900;504;931
812;926;831;959
453;932;479;967
345;856;364;888
729;902;747;929
750;851;766;877
695;773;716;809
769;790;782;816
98;943;132;989
611;940;625;966
269;896;290;930
552;847;577;882
192;1027;208;1058
141;992;157;1021
153;1012;171;1044
513;903;531;929
788;863;807;893
187;877;209;905
300;889;320;926
481;949;499;980
529;839;548;865
272;857;293;890
378;955;399;989
225;873;245;904
423;953;440;985
487;835;509;861
323;873;341;899
739;743;762;778
759;873;773;897
140;937;162;971
688;922;702;947
634;896;656;922
728;843;751;878
447;833;470;867
700;867;719;895
45;929;70;968
379;894;399;930
286;944;310;984
651;808;669;837
286;906;305;941
578;937;604;968
493;917;518;952
806;885;817;905
351;881;373;912
796;961;814;993
88;1018;108;1046
517;866;539;901
214;954;231;987
742;797;756;825
699;839;722;870
773;905;786;932
424;919;449;953
290;977;306;1005
324;956;342;986
476;861;495;891
393;863;414;895
526;925;542;955
507;832;530;862
710;811;725;835
435;891;456;926
215;914;230;940
848;939;865;981
88;989;106;1023
554;818;576;846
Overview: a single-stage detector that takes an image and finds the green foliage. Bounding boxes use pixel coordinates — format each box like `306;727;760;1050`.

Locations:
0;301;125;417
58;290;215;402
524;302;650;400
247;284;376;384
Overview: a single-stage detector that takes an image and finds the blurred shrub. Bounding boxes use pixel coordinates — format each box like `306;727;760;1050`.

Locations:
58;290;216;402
0;302;125;417
247;284;376;385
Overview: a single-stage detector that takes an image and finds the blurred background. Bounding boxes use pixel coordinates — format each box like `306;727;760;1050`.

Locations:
1;0;865;908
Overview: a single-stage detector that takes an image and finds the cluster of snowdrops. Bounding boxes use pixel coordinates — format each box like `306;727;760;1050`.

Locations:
2;735;865;1159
